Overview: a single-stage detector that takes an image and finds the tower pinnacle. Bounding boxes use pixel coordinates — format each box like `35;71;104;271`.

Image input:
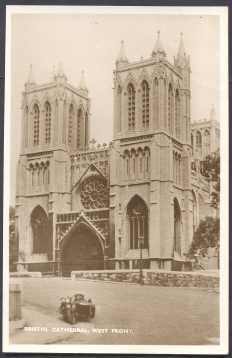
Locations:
151;31;166;60
210;105;216;122
175;32;189;69
54;62;67;83
78;70;88;93
27;64;35;84
25;64;36;91
116;40;129;65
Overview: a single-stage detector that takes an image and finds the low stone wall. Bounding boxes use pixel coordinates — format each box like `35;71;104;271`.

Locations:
10;272;42;278
71;269;219;289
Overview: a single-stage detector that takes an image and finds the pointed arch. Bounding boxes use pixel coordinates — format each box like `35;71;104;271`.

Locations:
85;111;89;147
173;198;181;256
144;146;150;178
77;106;85;150
153;77;159;129
168;83;173;134
175;89;181;140
123;149;130;178
127;83;136;130
24;105;29;147
137;147;144;178
141;80;150;129
60;217;104;273
68;103;74;147
192;190;198;234
196;130;202;156
32;103;40;146
130;148;137;178
44;101;51;144
204;129;210;156
191;133;194;154
31;205;51;255
127;195;149;250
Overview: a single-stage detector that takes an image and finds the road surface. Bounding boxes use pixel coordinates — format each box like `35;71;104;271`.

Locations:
12;277;219;345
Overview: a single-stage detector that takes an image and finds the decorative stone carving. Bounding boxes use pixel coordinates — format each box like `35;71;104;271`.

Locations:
80;174;109;209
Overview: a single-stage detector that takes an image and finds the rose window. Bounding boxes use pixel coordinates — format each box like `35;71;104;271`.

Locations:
80;175;109;209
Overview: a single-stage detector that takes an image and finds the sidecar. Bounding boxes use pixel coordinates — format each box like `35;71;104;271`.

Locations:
59;294;95;324
71;293;95;321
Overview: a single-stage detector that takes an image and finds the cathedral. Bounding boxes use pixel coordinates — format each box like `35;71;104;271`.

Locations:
15;32;218;275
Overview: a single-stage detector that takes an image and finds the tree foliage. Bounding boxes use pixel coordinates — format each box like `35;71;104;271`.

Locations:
202;149;220;210
189;216;220;257
9;206;18;271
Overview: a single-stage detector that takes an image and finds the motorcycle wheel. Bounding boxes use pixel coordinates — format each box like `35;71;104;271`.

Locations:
66;310;73;324
74;311;79;323
90;306;95;318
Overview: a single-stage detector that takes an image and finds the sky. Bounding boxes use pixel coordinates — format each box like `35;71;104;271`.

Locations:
9;11;220;204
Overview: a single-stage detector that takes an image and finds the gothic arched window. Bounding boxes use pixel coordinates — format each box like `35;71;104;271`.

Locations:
141;80;149;129
127;195;148;250
131;149;137;178
168;84;173;134
154;78;159;129
68;104;74;147
205;129;210;156
128;83;135;130
173;198;181;256
144;147;150;177
31;206;52;256
124;150;130;179
175;90;181;139
44;101;51;144
24;106;29;147
77;108;84;149
85;112;88;147
192;190;197;234
196;131;202;155
32;104;40;146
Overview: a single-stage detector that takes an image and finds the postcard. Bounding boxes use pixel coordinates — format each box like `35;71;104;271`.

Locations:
3;5;229;354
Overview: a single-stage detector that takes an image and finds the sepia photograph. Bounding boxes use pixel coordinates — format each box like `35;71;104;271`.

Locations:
3;5;228;354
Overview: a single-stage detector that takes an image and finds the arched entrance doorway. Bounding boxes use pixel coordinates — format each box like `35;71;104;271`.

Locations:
31;205;52;257
173;198;181;256
61;223;104;276
127;195;149;250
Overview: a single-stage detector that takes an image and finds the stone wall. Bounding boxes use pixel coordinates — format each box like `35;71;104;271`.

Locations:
71;269;219;289
9;283;22;321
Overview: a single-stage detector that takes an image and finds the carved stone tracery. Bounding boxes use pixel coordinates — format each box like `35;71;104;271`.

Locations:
80;174;109;209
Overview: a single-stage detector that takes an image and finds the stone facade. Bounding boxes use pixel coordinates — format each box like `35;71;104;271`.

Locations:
191;107;220;160
15;34;218;275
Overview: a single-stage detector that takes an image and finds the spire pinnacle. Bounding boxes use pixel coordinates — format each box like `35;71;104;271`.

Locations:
151;31;166;60
57;62;64;77
52;65;56;81
210;105;216;122
27;64;35;84
177;32;186;59
175;32;189;69
54;61;67;82
25;64;36;91
116;40;128;65
78;70;88;92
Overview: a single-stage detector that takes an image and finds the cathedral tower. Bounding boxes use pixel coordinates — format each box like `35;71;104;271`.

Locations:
110;32;192;270
15;64;90;268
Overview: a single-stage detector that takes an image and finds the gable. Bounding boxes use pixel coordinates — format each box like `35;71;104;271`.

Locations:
71;163;107;193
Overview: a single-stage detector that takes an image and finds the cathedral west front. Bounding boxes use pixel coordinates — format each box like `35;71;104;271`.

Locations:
15;32;218;275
